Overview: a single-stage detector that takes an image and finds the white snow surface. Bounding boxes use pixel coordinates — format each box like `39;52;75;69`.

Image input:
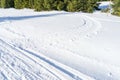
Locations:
98;1;113;10
0;8;120;80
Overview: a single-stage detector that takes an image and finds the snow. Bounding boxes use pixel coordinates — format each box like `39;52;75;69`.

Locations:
0;8;120;80
98;1;113;10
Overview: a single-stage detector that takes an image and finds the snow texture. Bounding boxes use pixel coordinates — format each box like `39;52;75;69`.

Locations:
0;7;120;80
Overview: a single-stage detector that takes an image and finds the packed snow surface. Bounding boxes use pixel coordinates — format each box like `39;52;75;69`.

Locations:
0;8;120;80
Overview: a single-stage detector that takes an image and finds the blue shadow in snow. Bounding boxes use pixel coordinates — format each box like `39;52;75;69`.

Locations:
0;72;8;80
0;12;69;22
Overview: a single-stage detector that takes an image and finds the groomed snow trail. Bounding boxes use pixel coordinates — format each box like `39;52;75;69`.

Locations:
0;9;101;80
0;38;96;80
1;9;120;80
0;39;62;80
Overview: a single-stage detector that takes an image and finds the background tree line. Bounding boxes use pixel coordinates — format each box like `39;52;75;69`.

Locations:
0;0;120;15
0;0;99;13
112;0;120;16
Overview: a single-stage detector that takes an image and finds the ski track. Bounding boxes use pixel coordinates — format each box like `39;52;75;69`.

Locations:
0;39;62;80
0;38;96;80
0;11;103;80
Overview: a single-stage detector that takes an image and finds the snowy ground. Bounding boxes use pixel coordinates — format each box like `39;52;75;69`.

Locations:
98;1;113;10
0;8;120;80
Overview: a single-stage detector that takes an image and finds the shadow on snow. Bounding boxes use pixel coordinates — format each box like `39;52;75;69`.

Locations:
0;12;70;22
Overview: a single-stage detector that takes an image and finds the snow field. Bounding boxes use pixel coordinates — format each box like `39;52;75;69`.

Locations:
0;8;120;80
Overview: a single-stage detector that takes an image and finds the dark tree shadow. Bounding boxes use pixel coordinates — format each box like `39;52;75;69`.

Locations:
0;12;70;22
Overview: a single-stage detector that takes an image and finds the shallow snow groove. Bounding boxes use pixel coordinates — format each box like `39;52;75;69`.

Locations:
0;39;62;80
0;39;95;80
